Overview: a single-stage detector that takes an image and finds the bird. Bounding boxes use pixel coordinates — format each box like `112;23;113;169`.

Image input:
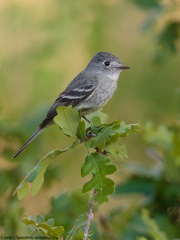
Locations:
13;52;130;158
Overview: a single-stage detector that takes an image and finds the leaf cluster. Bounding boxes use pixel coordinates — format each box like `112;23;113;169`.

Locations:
22;213;92;240
14;106;139;205
22;215;64;238
13;106;140;239
11;108;180;239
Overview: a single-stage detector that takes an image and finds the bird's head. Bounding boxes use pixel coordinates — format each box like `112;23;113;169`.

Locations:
86;52;130;80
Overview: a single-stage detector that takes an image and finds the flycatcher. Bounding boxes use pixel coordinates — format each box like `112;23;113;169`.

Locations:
13;52;130;158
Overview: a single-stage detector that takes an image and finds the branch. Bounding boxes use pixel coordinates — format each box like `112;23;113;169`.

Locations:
83;190;96;240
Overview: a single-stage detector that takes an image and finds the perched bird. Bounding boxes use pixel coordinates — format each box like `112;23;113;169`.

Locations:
13;52;130;158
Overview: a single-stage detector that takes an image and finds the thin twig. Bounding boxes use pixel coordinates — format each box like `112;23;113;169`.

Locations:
83;190;96;240
95;147;108;156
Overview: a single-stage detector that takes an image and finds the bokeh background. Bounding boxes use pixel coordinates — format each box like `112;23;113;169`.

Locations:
0;0;179;238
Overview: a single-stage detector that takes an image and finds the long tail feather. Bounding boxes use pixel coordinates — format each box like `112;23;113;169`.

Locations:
13;128;44;158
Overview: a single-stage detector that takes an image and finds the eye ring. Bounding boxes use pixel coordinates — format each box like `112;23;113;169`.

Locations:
104;61;110;66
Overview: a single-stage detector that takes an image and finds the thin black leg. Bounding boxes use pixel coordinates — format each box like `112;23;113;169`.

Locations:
82;116;90;123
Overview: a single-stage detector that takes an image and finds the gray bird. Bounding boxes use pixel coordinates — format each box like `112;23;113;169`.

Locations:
13;52;130;158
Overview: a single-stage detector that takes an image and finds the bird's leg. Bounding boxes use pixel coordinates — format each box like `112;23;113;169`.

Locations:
82;116;97;140
82;115;90;123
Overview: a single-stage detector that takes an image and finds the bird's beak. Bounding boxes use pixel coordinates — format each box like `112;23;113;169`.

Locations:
117;64;130;70
120;65;130;70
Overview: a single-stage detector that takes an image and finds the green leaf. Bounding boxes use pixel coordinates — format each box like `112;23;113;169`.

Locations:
16;181;29;200
54;105;80;137
76;120;86;141
66;213;89;240
14;142;78;199
104;134;128;159
114;121;131;136
22;215;64;237
86;121;140;150
88;109;108;125
115;122;140;136
81;152;117;204
86;124;115;149
128;123;141;134
90;116;102;128
46;218;54;227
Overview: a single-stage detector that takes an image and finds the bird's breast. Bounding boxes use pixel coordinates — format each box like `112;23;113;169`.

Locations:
79;78;118;113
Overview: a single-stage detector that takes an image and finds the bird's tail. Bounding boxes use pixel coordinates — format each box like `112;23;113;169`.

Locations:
13;128;44;158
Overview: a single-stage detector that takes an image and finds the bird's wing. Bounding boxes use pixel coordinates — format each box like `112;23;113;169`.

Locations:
39;75;98;128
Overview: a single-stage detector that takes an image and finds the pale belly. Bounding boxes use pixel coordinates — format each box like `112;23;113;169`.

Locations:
77;80;117;115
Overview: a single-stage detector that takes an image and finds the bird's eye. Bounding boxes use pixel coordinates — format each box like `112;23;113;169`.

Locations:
104;61;110;66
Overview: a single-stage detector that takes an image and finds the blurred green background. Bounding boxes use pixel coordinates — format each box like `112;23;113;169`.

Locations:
0;0;179;238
